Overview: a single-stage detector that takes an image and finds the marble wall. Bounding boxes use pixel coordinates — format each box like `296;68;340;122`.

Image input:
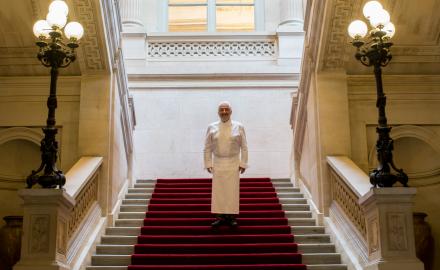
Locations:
133;88;294;179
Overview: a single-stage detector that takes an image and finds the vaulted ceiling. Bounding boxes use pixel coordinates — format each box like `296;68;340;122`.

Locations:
320;0;440;75
1;0;439;77
0;0;109;76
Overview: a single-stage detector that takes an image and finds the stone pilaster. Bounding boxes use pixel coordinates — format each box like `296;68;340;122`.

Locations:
119;0;145;30
279;0;304;30
14;189;74;270
359;187;424;270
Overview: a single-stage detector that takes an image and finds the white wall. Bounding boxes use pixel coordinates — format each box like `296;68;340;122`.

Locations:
133;87;293;179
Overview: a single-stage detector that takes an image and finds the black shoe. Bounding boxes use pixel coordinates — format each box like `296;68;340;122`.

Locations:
225;215;238;227
211;214;225;228
211;218;223;227
229;218;238;227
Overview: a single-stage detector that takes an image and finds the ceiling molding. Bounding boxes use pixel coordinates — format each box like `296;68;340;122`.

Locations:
321;0;361;70
72;0;109;74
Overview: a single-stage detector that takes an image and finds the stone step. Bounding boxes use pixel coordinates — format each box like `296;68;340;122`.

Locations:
135;179;292;184
136;179;156;184
133;182;293;188
124;192;304;200
277;193;303;198
127;188;155;194
125;193;152;199
119;204;310;213
128;187;300;194
95;243;335;255
274;187;300;193
111;222;325;234
133;183;156;188
115;214;313;227
100;233;331;245
91;253;340;266
106;225;326;238
117;210;312;220
121;197;308;205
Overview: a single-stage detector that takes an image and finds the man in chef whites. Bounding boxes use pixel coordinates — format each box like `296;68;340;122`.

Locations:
204;101;248;228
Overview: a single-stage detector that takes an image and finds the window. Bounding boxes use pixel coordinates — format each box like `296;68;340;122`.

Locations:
168;0;208;32
216;0;254;32
168;0;256;32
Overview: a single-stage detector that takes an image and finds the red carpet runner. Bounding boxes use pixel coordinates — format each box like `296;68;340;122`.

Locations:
128;177;307;270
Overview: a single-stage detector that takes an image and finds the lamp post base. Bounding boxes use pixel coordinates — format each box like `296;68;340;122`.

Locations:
370;126;408;188
26;127;65;189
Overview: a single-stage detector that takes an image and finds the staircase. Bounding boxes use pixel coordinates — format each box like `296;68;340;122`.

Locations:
87;178;347;270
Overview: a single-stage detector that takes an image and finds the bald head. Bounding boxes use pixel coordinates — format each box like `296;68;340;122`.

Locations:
218;101;232;122
218;101;231;109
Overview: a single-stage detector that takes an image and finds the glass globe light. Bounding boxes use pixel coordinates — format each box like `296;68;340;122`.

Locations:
383;22;396;39
363;1;383;19
369;8;390;28
49;0;69;16
46;11;67;29
64;22;84;40
33;20;51;39
348;20;368;39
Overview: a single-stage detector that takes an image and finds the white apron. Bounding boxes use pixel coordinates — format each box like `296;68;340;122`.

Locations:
211;156;240;214
204;120;248;214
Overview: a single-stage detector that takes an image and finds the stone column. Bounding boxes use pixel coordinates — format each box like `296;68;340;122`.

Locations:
359;187;424;270
119;0;145;29
279;0;304;30
14;189;74;270
276;0;304;65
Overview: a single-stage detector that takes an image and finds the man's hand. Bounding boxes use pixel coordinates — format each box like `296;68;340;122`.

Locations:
239;167;246;174
207;167;213;174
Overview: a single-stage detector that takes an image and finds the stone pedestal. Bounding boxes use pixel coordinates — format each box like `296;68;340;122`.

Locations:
359;187;424;270
14;189;74;270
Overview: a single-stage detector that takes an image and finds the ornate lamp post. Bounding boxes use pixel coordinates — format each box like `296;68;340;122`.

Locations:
348;1;408;188
28;0;84;189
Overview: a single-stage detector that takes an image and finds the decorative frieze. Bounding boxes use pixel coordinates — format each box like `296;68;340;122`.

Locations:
148;41;276;58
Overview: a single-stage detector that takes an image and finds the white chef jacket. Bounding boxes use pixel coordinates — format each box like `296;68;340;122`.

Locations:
204;120;248;214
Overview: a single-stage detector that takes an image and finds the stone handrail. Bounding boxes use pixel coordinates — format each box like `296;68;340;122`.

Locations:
327;156;370;239
64;156;103;239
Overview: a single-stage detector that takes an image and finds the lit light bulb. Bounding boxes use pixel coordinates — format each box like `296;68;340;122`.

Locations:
49;0;69;16
369;8;390;28
64;22;84;41
363;1;383;19
383;22;395;39
46;11;67;29
348;20;368;39
33;20;51;39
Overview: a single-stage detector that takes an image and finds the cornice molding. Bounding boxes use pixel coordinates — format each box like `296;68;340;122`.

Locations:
348;75;440;86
